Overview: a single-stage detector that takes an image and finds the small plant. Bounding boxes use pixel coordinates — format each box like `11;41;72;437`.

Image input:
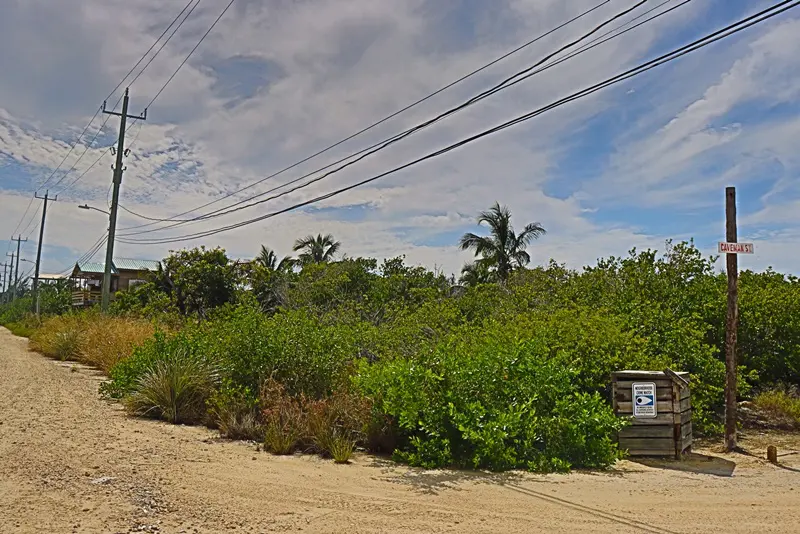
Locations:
304;390;372;457
261;379;304;455
51;328;83;361
329;432;356;464
208;385;263;441
124;348;217;424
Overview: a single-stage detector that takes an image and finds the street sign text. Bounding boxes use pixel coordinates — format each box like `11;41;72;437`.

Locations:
718;242;754;254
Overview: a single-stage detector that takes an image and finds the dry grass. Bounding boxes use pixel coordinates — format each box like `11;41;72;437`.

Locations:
30;315;86;360
261;379;304;455
30;313;154;372
259;379;372;461
752;386;800;429
81;316;155;373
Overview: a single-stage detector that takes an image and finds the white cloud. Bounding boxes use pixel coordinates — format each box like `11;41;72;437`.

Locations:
2;0;800;276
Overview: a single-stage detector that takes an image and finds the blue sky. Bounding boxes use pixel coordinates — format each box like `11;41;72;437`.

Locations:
1;0;799;277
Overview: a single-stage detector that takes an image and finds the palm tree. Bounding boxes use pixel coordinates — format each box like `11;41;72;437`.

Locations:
293;233;341;265
459;260;493;287
256;245;295;272
458;202;546;282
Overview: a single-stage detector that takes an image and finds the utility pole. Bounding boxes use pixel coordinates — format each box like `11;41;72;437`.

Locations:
1;262;8;303
724;186;739;452
100;88;146;312
32;191;57;316
5;254;14;303
10;236;27;301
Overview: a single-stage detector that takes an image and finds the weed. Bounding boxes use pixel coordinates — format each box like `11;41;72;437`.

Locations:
124;349;217;424
329;432;356;464
51;328;83;361
261;379;304;455
208;386;263;441
752;386;800;428
30;315;85;360
304;390;372;457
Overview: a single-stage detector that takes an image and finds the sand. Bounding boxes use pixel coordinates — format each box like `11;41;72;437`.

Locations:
1;326;798;533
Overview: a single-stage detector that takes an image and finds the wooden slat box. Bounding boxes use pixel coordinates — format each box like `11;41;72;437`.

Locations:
611;370;692;459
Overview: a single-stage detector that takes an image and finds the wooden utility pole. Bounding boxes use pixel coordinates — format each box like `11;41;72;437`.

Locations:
1;262;8;303
10;236;27;302
33;191;57;315
100;88;147;312
724;186;739;452
5;254;14;302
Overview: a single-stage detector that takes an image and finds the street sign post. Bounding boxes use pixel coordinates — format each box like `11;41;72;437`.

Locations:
632;382;657;418
718;242;754;254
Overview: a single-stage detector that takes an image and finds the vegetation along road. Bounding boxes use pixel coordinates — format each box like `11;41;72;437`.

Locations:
1;327;798;534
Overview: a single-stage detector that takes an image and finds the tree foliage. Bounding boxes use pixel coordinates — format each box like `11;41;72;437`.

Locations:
459;202;545;282
293;234;341;265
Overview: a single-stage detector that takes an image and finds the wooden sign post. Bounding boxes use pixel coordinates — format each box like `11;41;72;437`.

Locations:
719;187;754;452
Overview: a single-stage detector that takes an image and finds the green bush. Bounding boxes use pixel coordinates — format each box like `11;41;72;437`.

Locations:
203;303;360;398
102;329;206;398
356;324;626;472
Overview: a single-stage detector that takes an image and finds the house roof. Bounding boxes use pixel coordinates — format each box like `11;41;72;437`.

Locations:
113;258;161;272
38;273;66;280
72;258;159;276
76;261;116;275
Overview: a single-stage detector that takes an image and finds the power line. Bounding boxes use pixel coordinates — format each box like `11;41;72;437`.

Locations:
120;0;676;236
7;197;36;252
118;0;800;245
35;107;104;192
117;0;613;231
38;0;201;194
55;233;109;276
144;0;237;110
4;0;206;241
128;0;202;88
53;0;201;195
54;147;114;197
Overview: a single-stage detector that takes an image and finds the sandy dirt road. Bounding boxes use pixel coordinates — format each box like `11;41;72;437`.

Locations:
1;326;799;534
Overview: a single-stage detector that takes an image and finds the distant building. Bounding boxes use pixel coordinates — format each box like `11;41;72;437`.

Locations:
71;258;160;307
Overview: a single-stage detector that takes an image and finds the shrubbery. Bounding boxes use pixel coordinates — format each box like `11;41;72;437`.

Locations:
5;237;800;473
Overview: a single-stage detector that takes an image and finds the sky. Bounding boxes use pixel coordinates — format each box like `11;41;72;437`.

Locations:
1;0;799;278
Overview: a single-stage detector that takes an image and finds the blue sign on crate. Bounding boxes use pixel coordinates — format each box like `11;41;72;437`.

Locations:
632;382;657;418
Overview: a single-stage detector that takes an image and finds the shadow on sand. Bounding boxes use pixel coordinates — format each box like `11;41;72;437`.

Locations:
365;456;523;495
631;452;736;477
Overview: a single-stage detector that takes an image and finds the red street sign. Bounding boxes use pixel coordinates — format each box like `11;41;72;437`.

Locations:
718;242;754;254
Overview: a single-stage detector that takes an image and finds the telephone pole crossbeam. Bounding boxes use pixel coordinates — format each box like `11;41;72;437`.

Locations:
101;88;146;312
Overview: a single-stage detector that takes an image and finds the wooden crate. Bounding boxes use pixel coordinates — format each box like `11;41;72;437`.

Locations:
611;370;692;459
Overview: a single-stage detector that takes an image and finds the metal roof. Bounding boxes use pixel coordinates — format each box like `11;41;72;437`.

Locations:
38;273;66;280
73;258;159;276
113;258;160;272
77;262;116;274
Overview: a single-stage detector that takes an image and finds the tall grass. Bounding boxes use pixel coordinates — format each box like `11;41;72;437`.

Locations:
30;312;154;371
752;386;800;428
261;379;304;455
82;316;155;372
124;348;218;424
30;315;86;360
